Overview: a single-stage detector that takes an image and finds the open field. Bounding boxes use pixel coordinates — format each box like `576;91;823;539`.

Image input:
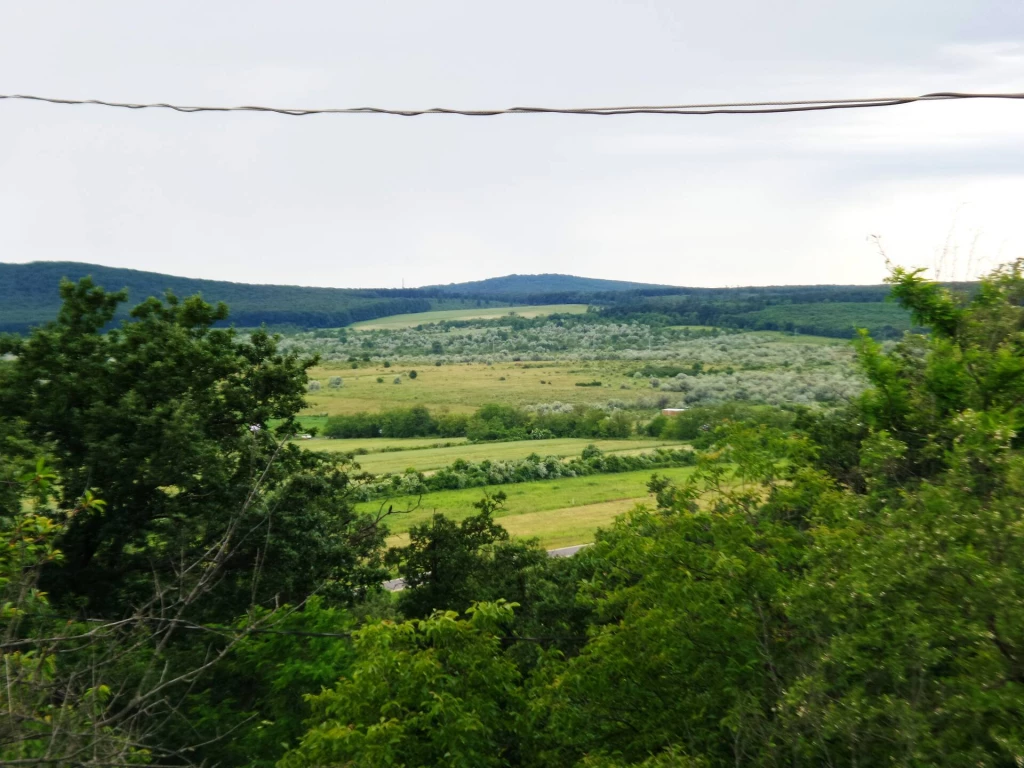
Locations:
498;500;640;549
302;436;469;453
361;465;698;548
348;438;687;474
303;333;858;415
350;304;589;330
304;360;644;415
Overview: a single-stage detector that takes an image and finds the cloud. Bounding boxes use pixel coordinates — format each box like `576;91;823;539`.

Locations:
1;1;1023;288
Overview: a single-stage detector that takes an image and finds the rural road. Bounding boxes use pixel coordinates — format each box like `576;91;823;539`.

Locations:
383;543;591;592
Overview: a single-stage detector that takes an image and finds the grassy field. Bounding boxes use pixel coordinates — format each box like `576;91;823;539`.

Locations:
303;436;469;453
361;465;697;548
304;360;643;415
350;304;589;330
302;331;848;417
348;438;686;474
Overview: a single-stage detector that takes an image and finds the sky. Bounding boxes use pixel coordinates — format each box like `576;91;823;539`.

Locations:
1;0;1023;289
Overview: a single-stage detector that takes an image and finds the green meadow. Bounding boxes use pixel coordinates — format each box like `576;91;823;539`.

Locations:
350;303;589;330
304;360;643;415
347;437;686;474
303;436;469;453
359;465;698;549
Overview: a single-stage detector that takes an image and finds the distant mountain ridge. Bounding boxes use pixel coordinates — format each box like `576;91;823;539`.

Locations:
1;261;923;338
0;262;676;333
422;273;671;296
0;262;435;333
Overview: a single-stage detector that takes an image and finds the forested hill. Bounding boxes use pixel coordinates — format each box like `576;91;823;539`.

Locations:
1;263;670;333
0;261;435;333
424;273;669;297
429;274;925;339
1;261;965;338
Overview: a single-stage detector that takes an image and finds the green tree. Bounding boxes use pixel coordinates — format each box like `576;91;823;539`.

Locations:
0;279;386;616
533;262;1024;766
533;427;815;766
386;492;547;619
280;602;525;768
163;598;359;768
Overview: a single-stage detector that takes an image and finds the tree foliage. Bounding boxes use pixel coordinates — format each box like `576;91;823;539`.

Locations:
281;602;525;768
0;279;388;615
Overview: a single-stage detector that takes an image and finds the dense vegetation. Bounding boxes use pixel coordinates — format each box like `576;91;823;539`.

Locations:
323;403;636;441
601;290;926;338
0;261;438;332
732;299;917;337
323;401;797;449
4;262;1023;767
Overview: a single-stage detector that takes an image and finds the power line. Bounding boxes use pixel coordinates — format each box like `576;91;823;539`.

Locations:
1;90;1023;117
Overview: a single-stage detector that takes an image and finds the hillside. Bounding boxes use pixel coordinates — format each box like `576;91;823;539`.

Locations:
2;261;960;339
424;273;670;297
0;262;435;333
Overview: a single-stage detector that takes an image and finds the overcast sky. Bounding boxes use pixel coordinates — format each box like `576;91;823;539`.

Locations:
2;1;1023;289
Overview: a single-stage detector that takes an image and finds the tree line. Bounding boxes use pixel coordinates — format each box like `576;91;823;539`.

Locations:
323;402;636;441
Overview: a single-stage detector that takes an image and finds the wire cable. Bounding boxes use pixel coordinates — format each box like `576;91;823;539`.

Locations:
1;90;1023;117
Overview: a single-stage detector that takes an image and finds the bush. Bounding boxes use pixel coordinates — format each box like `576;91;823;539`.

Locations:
436;412;470;437
323;406;438;439
654;403;796;443
408;370;418;379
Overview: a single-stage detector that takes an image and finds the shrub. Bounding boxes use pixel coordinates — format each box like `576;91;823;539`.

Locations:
323;406;438;439
408;370;418;379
